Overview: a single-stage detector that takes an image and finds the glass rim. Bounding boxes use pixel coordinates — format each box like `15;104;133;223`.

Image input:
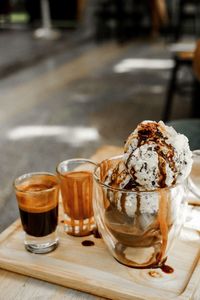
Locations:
93;155;182;194
56;158;98;175
14;172;59;193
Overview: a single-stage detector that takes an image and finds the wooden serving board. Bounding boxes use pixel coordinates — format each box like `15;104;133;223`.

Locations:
0;217;199;300
0;146;200;300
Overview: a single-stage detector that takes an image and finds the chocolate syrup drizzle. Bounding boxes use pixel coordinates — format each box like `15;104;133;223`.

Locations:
150;256;174;274
125;122;177;188
115;250;174;274
81;240;94;246
135;193;141;228
121;193;126;214
81;228;102;247
92;228;101;239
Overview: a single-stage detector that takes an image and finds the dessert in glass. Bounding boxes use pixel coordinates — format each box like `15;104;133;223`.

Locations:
94;121;193;268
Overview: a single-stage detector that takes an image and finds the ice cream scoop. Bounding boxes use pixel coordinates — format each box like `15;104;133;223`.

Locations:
123;120;193;190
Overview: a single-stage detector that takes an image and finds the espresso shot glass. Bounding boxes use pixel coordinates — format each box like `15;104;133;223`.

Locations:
56;159;97;237
14;172;59;254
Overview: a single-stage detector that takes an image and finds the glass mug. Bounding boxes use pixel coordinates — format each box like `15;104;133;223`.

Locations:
57;158;97;237
187;150;200;203
93;156;187;268
14;172;59;254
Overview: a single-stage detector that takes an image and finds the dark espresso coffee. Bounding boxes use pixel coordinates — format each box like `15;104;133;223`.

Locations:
16;176;59;238
19;205;58;237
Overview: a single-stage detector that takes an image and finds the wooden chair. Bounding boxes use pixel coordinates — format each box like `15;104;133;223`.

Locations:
166;43;200;149
174;0;200;41
192;40;200;118
193;40;200;81
149;0;169;37
0;0;11;24
95;0;155;42
162;42;196;122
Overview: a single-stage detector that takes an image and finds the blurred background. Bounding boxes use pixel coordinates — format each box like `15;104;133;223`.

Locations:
0;0;200;231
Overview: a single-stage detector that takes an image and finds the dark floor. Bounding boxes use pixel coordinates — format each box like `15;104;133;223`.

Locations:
0;29;198;232
0;27;88;78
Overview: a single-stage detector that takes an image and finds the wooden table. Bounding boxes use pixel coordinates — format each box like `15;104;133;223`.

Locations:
0;146;199;300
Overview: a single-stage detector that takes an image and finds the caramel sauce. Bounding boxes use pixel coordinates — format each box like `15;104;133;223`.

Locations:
135;193;141;228
115;254;174;274
161;264;174;274
157;190;169;262
148;271;162;278
148;262;174;275
158;155;167;188
121;193;126;214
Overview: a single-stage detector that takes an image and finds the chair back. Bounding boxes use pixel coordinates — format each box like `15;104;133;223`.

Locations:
193;40;200;81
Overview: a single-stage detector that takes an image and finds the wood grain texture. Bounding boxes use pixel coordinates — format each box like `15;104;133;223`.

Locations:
0;146;199;300
0;214;199;300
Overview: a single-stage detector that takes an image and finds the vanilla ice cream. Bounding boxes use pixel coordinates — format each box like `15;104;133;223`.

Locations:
124;120;192;190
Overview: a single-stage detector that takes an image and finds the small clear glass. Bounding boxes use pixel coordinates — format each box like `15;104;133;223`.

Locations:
57;158;97;237
14;172;59;254
94;156;187;268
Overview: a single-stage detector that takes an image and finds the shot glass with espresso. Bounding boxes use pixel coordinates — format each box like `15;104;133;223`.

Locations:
56;159;97;237
14;172;59;254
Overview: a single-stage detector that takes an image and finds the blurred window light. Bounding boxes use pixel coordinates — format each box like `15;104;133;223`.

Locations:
114;59;174;73
7;126;100;146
